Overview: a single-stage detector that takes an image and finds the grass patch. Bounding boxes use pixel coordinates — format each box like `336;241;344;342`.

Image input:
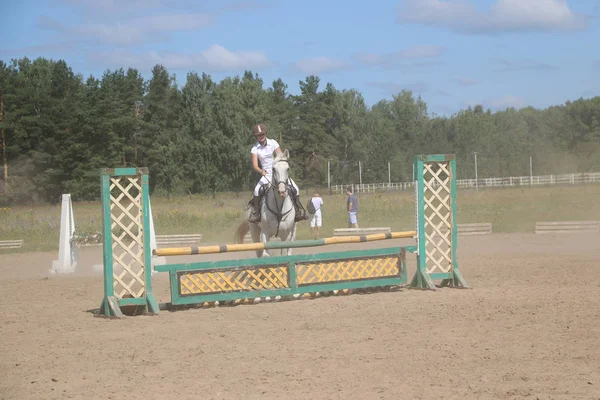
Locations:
1;185;599;252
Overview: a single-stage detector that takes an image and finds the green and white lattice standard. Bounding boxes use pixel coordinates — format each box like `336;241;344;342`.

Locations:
410;154;469;290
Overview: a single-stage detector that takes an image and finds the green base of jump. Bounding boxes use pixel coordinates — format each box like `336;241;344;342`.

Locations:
409;267;470;290
96;294;160;318
156;246;412;308
439;268;470;289
167;277;406;307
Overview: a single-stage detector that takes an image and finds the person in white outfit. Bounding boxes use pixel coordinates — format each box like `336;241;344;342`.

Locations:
308;191;324;239
248;123;307;223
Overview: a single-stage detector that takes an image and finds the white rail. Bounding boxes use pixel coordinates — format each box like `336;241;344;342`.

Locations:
0;239;24;250
535;221;600;234
156;234;203;246
331;172;600;194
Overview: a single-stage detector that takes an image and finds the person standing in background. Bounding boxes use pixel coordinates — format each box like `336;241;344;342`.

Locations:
308;191;324;239
346;187;359;228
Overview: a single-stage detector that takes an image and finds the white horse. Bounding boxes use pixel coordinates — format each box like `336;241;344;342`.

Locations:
234;149;297;257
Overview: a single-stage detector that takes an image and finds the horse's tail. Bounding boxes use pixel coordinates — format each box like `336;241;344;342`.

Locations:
234;219;250;244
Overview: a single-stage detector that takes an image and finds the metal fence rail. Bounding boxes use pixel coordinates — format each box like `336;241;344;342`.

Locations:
331;172;600;194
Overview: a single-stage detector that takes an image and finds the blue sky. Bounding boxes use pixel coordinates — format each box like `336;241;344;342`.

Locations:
1;0;599;116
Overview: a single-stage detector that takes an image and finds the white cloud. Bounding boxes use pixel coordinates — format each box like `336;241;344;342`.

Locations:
355;45;444;66
354;45;445;72
488;95;526;109
58;0;197;16
199;45;271;71
435;90;453;97
582;89;599;98
89;45;271;72
455;77;479;86
221;1;275;11
397;45;445;59
40;14;212;46
397;0;586;34
292;56;346;74
402;81;430;93
58;0;273;17
490;58;557;71
0;41;77;56
368;81;429;94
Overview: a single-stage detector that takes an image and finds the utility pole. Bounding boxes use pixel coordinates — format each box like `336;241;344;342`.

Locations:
474;152;478;191
0;90;7;193
134;101;142;166
358;161;362;192
529;155;533;186
388;161;391;190
328;160;333;195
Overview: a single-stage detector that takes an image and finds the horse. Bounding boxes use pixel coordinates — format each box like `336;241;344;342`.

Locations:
234;149;297;258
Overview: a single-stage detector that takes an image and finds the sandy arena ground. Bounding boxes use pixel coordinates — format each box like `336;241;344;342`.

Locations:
1;233;599;400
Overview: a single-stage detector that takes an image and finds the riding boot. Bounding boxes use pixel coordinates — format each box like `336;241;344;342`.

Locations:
248;195;261;223
293;193;308;222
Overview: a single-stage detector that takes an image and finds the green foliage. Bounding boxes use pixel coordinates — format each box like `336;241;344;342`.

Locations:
0;56;599;205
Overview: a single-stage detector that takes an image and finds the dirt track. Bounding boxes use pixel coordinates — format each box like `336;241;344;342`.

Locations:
1;233;599;400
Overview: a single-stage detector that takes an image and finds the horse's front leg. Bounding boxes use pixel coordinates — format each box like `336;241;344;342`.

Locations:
250;223;265;258
260;231;271;257
282;224;297;257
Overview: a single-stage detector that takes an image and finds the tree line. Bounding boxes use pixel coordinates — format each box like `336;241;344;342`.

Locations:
0;56;598;205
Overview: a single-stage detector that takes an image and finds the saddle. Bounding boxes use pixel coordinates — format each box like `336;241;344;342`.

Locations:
249;181;305;224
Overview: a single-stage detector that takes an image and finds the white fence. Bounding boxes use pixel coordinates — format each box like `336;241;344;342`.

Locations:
331;172;600;194
535;221;600;234
0;239;24;250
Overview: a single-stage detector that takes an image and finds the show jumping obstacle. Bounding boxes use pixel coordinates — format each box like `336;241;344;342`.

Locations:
97;154;468;318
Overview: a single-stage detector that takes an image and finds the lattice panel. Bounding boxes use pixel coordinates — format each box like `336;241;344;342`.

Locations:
110;176;146;299
296;256;400;285
423;162;453;274
179;266;289;295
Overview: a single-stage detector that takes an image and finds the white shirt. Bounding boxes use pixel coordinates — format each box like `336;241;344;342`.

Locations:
251;138;280;174
311;197;323;214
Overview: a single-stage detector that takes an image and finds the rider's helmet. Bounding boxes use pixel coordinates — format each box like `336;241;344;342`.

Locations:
253;123;268;136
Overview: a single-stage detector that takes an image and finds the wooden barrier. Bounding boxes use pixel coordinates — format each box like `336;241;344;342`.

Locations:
156;246;412;306
0;239;24;250
535;221;600;234
333;227;393;236
458;223;492;236
156;234;203;246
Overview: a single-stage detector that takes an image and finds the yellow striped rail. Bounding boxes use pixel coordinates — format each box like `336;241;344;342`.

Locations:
153;231;417;257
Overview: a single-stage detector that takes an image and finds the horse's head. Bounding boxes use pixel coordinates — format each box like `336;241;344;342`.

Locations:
272;149;290;198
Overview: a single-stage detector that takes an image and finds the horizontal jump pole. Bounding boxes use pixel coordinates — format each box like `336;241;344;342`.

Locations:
153;231;417;257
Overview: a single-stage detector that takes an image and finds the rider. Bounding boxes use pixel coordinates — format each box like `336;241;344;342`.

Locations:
248;123;307;223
